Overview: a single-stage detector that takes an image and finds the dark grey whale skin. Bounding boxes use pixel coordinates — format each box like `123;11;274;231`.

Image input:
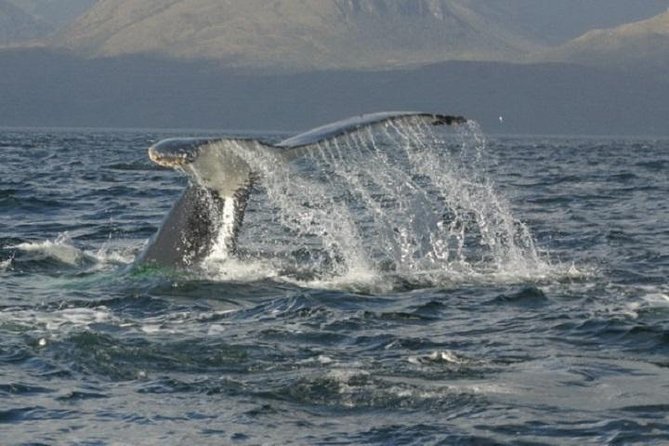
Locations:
136;185;224;269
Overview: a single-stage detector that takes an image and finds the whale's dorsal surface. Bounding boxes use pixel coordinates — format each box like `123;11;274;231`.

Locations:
137;111;466;269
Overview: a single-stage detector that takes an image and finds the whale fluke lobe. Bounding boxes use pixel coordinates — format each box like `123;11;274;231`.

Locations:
276;112;467;149
138;111;467;269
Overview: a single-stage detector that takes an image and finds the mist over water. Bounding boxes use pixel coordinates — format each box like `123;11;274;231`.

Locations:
0;126;667;445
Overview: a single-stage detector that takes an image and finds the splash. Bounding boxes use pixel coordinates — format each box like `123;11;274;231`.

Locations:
205;118;551;287
12;232;136;272
14;233;94;266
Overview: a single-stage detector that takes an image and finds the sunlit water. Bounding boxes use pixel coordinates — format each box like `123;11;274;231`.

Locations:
0;125;667;445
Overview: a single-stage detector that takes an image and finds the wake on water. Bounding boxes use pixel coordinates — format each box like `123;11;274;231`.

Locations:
9;119;576;291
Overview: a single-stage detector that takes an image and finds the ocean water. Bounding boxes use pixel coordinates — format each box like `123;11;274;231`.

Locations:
0;123;667;445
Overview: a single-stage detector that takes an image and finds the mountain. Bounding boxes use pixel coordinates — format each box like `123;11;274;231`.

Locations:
2;1;667;135
50;0;669;71
7;0;96;28
54;0;541;70
5;0;668;70
0;0;52;45
544;10;669;71
477;0;668;45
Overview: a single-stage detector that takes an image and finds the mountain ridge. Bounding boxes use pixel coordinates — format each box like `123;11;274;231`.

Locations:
54;0;539;70
3;0;668;73
1;0;667;135
542;10;669;71
0;0;52;45
6;0;95;27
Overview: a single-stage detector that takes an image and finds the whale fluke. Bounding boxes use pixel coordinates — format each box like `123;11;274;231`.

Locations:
137;111;467;269
276;111;466;149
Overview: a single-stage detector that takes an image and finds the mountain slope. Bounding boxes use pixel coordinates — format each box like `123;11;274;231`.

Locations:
0;0;52;45
54;0;540;70
7;0;96;28
544;10;669;71
474;0;668;45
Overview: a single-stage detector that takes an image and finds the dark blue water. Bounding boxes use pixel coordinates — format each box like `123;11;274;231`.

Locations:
1;127;668;445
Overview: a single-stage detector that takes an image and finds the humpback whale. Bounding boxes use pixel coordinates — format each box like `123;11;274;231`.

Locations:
137;112;467;269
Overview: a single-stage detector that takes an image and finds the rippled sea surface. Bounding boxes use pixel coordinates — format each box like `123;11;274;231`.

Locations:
1;128;668;445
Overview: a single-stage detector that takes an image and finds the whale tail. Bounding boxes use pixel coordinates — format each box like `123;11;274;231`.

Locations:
138;137;268;268
138;112;467;268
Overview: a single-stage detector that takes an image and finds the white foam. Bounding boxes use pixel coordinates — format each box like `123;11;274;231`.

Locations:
14;233;91;265
408;350;468;365
279;259;588;292
638;284;669;305
615;284;669;319
0;303;244;341
130;309;239;337
0;257;11;272
201;257;281;282
0;306;117;336
92;241;137;268
12;232;136;270
282;266;391;293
